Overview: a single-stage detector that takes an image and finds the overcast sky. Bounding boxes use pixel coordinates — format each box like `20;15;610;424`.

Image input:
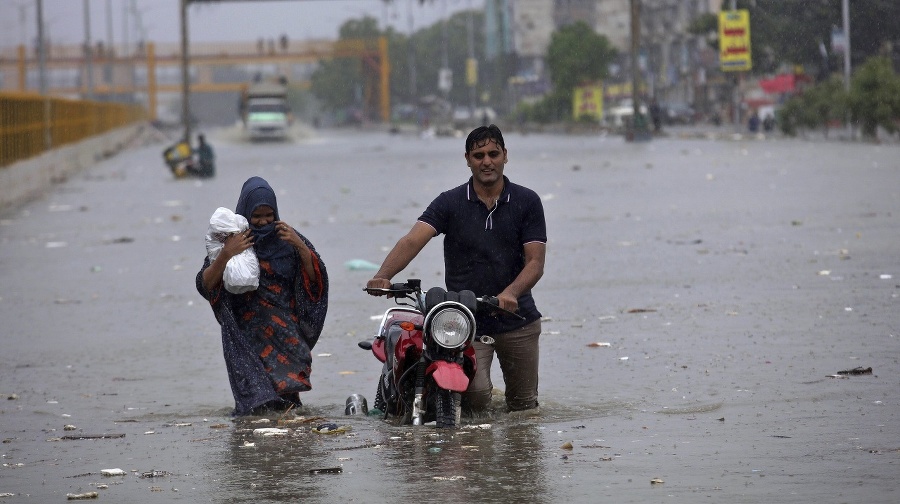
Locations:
0;0;480;49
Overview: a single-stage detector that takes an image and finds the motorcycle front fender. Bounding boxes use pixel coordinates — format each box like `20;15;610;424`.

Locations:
426;361;469;392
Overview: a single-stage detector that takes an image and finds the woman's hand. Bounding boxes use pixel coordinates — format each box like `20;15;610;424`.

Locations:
222;229;254;260
276;221;317;279
275;221;304;251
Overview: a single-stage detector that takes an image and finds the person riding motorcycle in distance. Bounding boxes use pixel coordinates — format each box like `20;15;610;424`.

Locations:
366;124;547;413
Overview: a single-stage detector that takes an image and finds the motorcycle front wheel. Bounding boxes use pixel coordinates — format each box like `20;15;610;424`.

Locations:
433;389;461;428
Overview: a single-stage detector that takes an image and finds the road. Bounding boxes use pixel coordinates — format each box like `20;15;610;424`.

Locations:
1;125;898;503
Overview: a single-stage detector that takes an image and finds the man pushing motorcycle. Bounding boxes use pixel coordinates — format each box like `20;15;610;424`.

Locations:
366;124;547;413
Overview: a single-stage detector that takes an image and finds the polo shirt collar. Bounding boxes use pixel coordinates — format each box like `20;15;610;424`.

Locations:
466;175;512;205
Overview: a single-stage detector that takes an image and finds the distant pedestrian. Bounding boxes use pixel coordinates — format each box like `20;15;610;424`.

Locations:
649;100;662;133
194;134;215;178
748;111;761;133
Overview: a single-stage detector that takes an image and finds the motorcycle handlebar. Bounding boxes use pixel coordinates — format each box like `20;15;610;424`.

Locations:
476;296;525;321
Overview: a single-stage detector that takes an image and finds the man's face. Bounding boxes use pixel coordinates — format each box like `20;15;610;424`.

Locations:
465;139;507;186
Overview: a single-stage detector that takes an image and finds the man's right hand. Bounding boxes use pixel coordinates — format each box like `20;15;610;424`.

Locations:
365;277;391;295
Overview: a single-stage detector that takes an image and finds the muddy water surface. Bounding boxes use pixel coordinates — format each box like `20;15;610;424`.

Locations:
1;128;898;503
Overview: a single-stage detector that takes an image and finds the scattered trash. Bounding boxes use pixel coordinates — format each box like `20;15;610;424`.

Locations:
817;270;831;276
100;468;126;477
104;237;134;244
6;394;17;400
560;441;574;450
60;433;125;440
317;353;332;357
344;259;380;271
139;470;171;478
253;427;289;437
312;423;351;435
586;342;611;348
432;475;466;481
428;447;442;454
345;394;368;416
66;492;98;500
618;356;629;361
880;274;892;280
836;366;873;376
63;425;77;431
309;466;343;475
626;308;656;313
650;478;665;485
45;241;68;248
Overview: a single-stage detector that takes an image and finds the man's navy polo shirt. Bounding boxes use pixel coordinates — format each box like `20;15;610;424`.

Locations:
418;176;546;335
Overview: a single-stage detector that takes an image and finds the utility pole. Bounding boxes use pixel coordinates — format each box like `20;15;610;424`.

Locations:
842;0;851;138
180;0;191;142
37;0;51;149
83;0;94;100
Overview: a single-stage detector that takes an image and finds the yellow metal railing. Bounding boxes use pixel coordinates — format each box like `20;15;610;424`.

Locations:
0;93;146;167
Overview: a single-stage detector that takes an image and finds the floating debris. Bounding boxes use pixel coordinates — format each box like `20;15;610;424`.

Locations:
626;308;656;313
650;478;665;485
836;366;873;376
309;467;343;475
560;441;574;450
60;433;125;440
100;468;126;477
433;475;466;481
140;470;172;478
64;425;77;431
66;492;98;500
253;428;289;437
586;342;611;348
312;424;351;435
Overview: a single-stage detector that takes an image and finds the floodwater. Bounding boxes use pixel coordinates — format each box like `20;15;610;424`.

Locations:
1;126;898;503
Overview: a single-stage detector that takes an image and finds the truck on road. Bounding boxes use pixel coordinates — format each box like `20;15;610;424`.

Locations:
240;80;292;141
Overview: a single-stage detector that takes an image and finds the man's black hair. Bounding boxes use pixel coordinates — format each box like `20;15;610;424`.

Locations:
465;124;505;153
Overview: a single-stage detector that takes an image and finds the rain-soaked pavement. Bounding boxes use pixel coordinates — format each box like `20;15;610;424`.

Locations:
1;125;898;503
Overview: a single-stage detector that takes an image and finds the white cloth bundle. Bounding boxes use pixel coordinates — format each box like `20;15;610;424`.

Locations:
205;207;260;294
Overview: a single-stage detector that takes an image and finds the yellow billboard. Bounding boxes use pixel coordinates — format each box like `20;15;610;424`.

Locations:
719;10;752;72
573;85;603;121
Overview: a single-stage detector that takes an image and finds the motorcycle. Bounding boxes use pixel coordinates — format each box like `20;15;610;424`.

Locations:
360;279;522;428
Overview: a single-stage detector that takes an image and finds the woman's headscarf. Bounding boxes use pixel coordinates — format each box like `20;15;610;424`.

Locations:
235;177;295;272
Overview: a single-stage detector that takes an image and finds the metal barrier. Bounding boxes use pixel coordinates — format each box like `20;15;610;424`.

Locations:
0;93;146;168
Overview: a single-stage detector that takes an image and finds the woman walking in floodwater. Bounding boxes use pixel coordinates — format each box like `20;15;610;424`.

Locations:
196;176;328;416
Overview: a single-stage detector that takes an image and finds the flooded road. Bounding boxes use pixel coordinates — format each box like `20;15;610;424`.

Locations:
1;127;898;503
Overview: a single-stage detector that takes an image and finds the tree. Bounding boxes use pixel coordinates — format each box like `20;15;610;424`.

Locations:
541;22;617;121
849;56;900;138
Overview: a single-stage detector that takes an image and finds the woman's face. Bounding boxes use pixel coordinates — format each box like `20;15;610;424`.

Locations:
250;205;275;228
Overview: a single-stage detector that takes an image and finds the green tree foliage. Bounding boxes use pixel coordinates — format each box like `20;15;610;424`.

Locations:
309;17;383;114
310;10;491;117
849;56;900;138
778;76;848;137
731;0;900;76
524;22;616;122
778;57;899;139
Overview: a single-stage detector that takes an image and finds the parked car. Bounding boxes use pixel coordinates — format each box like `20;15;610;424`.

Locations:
661;103;696;125
605;99;648;129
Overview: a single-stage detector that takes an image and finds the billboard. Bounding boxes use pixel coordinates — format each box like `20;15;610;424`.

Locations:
573;85;603;121
719;10;752;72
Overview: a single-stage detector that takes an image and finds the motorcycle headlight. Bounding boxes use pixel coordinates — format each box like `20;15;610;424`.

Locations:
427;307;474;349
